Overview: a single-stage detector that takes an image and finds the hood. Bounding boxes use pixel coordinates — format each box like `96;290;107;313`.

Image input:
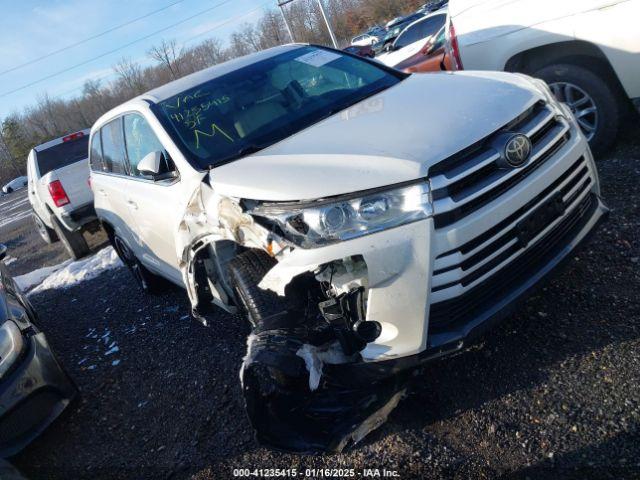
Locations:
448;0;584;47
211;71;542;201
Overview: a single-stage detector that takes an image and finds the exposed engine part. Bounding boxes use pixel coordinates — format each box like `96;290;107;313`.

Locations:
319;287;381;355
231;249;405;453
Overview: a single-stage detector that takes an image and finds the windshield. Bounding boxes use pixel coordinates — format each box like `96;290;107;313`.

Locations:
152;46;402;169
36;136;89;176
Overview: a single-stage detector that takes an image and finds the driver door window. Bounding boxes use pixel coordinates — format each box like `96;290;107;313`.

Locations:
123;114;173;178
395;25;421;49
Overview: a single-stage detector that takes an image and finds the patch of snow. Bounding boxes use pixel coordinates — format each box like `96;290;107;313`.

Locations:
14;260;72;291
15;247;123;295
4;256;17;265
111;360;121;366
105;345;119;356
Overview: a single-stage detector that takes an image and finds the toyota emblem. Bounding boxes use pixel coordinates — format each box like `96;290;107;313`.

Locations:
504;134;532;167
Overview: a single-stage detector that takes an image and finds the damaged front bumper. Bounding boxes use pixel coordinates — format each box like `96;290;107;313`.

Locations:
178;138;607;453
242;190;607;453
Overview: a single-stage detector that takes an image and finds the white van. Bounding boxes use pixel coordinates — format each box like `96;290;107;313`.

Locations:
27;130;97;259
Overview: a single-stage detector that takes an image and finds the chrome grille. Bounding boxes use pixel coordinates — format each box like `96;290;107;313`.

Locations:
428;192;597;331
430;155;592;298
430;101;570;228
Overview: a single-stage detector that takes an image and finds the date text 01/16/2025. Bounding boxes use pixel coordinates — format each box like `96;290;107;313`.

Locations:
232;468;401;478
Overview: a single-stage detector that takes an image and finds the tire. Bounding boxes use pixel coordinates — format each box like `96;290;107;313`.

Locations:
32;213;58;244
227;249;288;327
533;63;620;155
5;187;12;194
111;234;168;294
52;217;90;260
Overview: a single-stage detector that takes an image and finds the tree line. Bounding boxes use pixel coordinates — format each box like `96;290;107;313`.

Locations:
0;0;426;184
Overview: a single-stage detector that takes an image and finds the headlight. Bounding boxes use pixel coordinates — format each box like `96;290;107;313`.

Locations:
529;77;557;105
517;74;565;115
250;182;432;248
0;320;24;378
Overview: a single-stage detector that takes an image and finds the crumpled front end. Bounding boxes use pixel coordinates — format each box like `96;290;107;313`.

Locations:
176;181;429;453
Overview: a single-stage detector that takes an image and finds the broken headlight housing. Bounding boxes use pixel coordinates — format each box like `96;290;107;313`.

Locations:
249;181;432;248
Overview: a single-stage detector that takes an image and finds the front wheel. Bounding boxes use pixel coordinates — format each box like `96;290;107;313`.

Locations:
533;63;620;155
227;249;288;328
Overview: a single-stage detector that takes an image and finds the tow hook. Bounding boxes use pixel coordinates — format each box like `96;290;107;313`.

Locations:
319;287;381;355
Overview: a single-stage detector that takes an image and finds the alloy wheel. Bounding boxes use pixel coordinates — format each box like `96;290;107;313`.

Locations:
549;81;598;141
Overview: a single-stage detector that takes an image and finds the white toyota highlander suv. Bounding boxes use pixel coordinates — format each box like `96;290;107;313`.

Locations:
89;44;607;452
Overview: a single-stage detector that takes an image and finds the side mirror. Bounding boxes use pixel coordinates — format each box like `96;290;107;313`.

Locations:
0;244;7;262
137;151;163;177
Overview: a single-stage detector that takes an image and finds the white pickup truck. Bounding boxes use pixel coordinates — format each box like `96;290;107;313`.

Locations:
27;130;97;259
446;0;640;153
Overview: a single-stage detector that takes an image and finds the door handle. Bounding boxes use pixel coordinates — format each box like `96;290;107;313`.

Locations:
127;200;138;210
97;189;108;197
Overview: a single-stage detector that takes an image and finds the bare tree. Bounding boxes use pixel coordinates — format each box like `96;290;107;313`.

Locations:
147;39;184;79
113;57;147;96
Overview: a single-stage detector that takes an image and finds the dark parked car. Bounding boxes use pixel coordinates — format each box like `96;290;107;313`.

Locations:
343;44;375;58
419;0;448;13
0;244;76;457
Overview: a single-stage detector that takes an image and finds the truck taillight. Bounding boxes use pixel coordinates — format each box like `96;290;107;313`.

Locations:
87;176;92;189
448;20;464;70
63;132;84;142
48;180;70;207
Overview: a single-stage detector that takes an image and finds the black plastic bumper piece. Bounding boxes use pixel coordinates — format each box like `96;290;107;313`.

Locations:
0;333;77;457
66;203;97;226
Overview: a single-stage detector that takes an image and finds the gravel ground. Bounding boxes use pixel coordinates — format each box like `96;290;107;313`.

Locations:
3;125;639;479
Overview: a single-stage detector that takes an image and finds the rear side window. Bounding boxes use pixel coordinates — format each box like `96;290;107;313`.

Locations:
35;135;89;177
89;132;105;172
396;15;445;48
123;114;167;177
100;118;128;175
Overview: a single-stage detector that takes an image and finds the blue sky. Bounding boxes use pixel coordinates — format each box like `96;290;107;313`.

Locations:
0;0;271;119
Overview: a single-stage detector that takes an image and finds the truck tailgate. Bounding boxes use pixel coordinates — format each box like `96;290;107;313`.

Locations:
47;159;93;208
